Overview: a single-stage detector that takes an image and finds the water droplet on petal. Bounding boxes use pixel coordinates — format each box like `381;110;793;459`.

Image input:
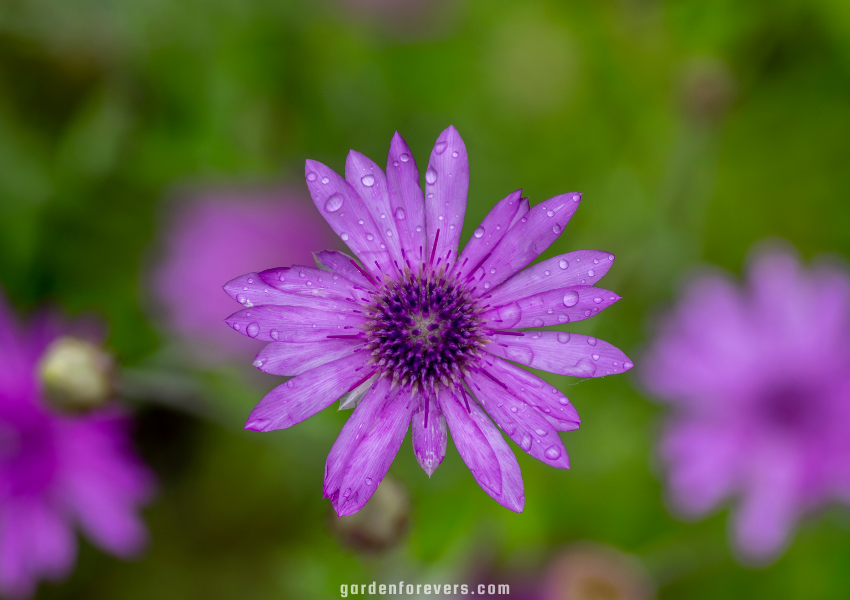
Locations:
340;232;349;241
306;172;317;182
609;255;615;261
592;354;600;360
253;359;263;368
400;153;410;162
594;297;603;304
325;194;344;212
435;141;447;154
321;177;329;184
425;167;437;185
361;174;375;187
452;151;458;158
395;208;406;220
506;345;534;364
553;225;561;234
532;318;544;327
366;233;374;241
588;269;595;277
232;323;240;331
557;332;571;344
474;227;485;238
386;230;393;237
624;361;633;370
520;435;532;451
572;358;597;376
559;259;569;269
587;337;597;346
237;293;248;304
558;397;569;405
415;226;422;232
558;314;569;324
544;446;561;460
563;291;579;307
535;428;547;436
365;477;373;485
496;303;522;328
547;210;554;217
270;329;279;340
511;406;518;413
246;322;260;338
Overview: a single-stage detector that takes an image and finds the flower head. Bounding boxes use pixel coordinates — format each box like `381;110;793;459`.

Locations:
152;188;334;361
224;127;632;515
0;295;154;598
643;244;850;561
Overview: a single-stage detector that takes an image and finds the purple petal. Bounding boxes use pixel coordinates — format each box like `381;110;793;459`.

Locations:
324;377;392;500
314;250;374;289
440;387;526;512
345;151;405;266
455;190;523;280
481;286;620;329
509;197;530;228
224;272;353;313
335;387;416;516
386;132;427;270
470;194;581;294
304;159;397;278
487;250;616;307
486;331;633;377
252;339;364;376
479;354;580;429
411;391;447;477
225;305;367;343
465;371;570;469
424;126;469;270
245;353;372;431
438;387;502;497
258;266;369;303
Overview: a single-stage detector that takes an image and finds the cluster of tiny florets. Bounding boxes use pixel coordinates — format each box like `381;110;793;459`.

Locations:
365;270;488;390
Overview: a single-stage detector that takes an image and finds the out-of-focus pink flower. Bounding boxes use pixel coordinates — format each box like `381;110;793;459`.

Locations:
0;294;154;598
151;189;335;361
643;243;850;562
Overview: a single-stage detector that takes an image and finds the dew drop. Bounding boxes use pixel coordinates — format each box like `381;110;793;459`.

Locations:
532;318;545;327
321;177;329;184
425;168;438;185
286;379;295;389
558;314;569;324
415;226;422;232
506;345;534;364
624;361;633;370
584;310;591;317
544;270;550;276
558;397;568;406
594;297;603;304
535;429;547;436
474;227;485;238
559;259;569;269
237;293;248;304
393;160;399;167
587;337;597;346
435;141;448;154
270;329;279;340
563;291;579;307
395;208;406;220
609;255;615;261
520;435;532;451
553;225;561;234
232;323;240;331
544;446;562;460
361;174;375;187
246;322;260;338
299;271;306;278
572;358;597;376
400;153;410;162
588;269;595;277
547;210;554;217
592;354;600;360
386;230;393;237
557;332;571;344
511;406;518;413
366;233;374;241
496;303;522;328
452;151;458;158
253;359;263;368
483;282;491;289
365;477;373;485
324;194;344;212
340;232;349;241
306;171;317;182
489;268;496;274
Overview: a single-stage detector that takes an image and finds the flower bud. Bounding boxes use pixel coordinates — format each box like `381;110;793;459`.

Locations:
38;336;113;412
542;542;655;600
329;477;409;552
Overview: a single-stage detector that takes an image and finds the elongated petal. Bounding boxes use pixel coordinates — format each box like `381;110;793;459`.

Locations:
314;250;374;289
481;287;620;329
486;331;633;377
253;339;364;376
479;354;580;429
455;190;523;280
335;387;416;515
324;377;392;499
424;126;469;270
488;250;616;306
470;194;581;294
465;371;569;469
304;159;396;278
346;151;404;266
259;266;369;303
245;353;372;431
439;387;502;497
225;305;366;342
509;197;530;228
386;132;427;270
224;272;352;313
412;391;447;476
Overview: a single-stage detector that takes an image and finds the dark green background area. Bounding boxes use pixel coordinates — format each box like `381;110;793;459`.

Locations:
2;0;850;598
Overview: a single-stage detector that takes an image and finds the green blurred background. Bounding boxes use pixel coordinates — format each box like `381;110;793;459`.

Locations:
2;0;850;598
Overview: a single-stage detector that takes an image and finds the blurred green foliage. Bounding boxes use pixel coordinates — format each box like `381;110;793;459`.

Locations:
2;0;850;598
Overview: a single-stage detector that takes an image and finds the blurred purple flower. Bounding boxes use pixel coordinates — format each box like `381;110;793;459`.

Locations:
0;295;154;598
223;127;632;515
152;189;335;361
643;244;850;561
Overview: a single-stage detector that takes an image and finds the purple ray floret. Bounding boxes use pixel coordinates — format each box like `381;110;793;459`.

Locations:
643;244;850;563
224;126;632;514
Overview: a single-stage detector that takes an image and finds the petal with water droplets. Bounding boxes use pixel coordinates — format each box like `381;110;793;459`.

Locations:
412;392;447;477
253;339;364;376
481;286;620;328
387;132;427;270
456;190;523;280
425;126;469;270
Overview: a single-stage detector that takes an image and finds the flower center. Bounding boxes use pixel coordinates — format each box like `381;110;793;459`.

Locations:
364;271;488;390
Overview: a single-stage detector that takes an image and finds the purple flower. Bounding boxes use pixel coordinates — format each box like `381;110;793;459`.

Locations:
224;127;632;515
643;244;850;561
152;188;335;361
0;296;154;598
